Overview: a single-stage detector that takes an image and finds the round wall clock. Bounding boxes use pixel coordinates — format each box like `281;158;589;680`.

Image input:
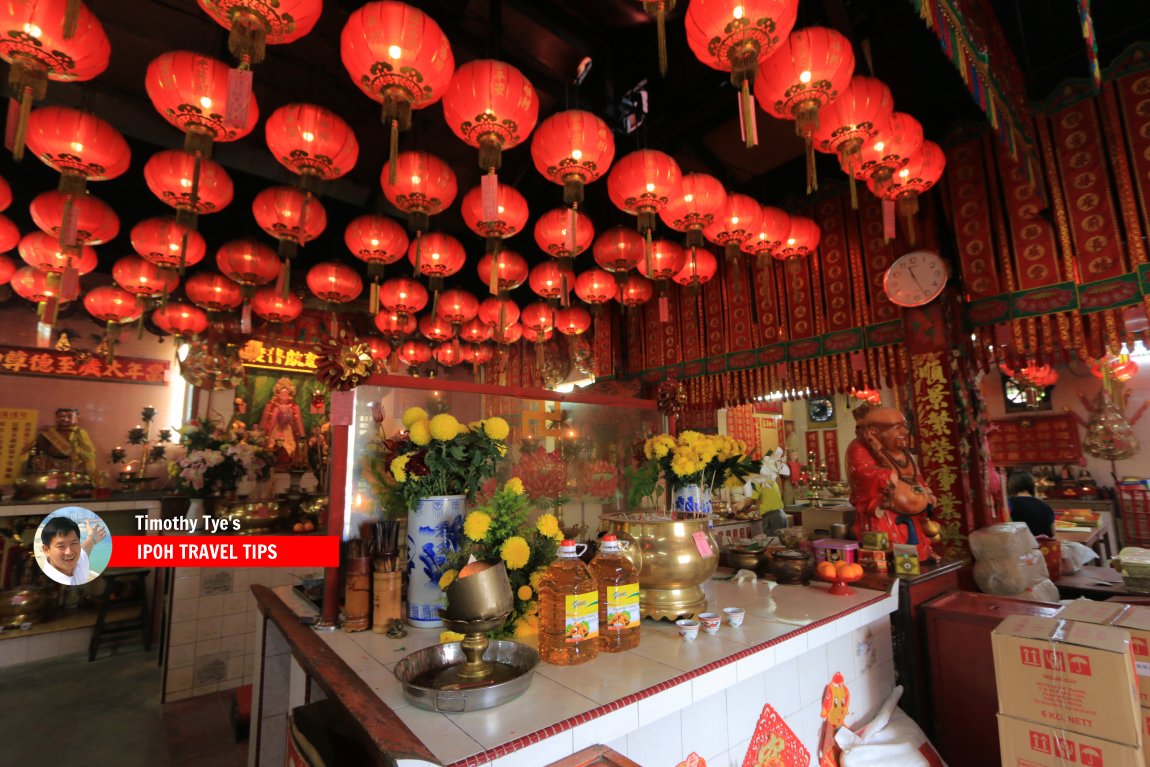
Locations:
883;250;948;307
808;396;834;424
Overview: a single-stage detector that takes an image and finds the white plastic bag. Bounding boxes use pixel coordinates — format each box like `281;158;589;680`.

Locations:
1012;577;1059;603
972;549;1049;595
1060;541;1098;575
969;522;1038;560
836;686;947;767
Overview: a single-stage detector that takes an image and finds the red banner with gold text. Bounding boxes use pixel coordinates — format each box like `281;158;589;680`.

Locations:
0;345;168;384
995;131;1063;289
946;137;1004;298
816;196;855;332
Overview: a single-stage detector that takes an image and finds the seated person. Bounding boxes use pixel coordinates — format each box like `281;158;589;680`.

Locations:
1007;471;1055;538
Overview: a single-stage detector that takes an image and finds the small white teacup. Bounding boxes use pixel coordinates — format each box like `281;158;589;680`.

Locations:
723;607;746;627
676;618;700;641
698;612;721;634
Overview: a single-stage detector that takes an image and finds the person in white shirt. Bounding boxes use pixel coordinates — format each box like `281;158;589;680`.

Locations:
40;516;106;586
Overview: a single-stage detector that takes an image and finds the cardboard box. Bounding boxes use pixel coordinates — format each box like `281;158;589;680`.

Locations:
861;530;890;551
859;549;888;573
999;714;1144;767
992;615;1142;746
893;543;919;577
1059;601;1150;707
812;539;859;564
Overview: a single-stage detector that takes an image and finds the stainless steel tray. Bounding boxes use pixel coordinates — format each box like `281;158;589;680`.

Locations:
392;640;539;713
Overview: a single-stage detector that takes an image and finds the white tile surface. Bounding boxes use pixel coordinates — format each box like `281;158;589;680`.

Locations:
536;650;678;704
391;706;483;765
627;710;683;766
796;640;830;708
637;684;689;727
570;704;639;752
446;674;596;749
735;644;776;681
686;686;729;760
724;674;767;750
761;658;802;718
693;664;738;702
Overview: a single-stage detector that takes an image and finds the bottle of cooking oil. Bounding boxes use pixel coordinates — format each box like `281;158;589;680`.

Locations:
590;534;640;652
538;539;599;665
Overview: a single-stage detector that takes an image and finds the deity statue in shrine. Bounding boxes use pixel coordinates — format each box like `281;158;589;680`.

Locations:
258;377;305;461
22;407;97;479
847;405;941;561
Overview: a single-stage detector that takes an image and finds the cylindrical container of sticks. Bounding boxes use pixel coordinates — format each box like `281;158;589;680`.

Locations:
343;553;372;633
372;569;403;633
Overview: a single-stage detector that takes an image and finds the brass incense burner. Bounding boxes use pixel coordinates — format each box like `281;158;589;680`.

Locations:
436;561;515;687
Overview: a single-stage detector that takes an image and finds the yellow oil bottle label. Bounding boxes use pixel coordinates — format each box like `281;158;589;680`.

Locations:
564;590;599;643
605;582;640;631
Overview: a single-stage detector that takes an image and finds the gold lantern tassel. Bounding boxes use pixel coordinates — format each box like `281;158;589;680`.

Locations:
278;256;292;298
64;0;80;39
740;80;757;149
488;253;500;296
388;119;399;185
806;137;818;194
898;192;919;246
412;232;423;278
656;3;668;76
369;280;380;315
644;228;654;277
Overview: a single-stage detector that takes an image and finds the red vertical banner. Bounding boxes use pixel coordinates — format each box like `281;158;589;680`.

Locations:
857;195;899;323
822;430;840;481
643;298;664;370
946;137;1004;298
661;287;682;368
625;307;645;375
781;258;816;339
910;350;968;558
995;131;1063;289
702;270;727;354
678;289;703;363
753;255;780;344
805;431;820;463
1115;71;1150;243
816;196;854;332
593;309;614;378
726;404;759;457
724;253;759;351
1048;100;1128;281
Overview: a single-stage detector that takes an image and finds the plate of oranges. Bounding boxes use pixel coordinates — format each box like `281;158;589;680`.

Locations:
815;559;865;596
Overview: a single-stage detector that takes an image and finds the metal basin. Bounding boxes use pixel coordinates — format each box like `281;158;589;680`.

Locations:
215;500;289;534
393;640;539;713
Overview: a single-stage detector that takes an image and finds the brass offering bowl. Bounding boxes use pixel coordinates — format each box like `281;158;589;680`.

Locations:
726;544;769;575
769;548;814;585
215;500;290;534
0;586;52;627
13;471;91;501
443;561;515;622
602;511;718;620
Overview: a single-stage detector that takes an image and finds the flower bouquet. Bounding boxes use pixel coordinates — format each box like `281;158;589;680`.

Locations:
168;419;257;498
438;478;562;641
641;431;756;515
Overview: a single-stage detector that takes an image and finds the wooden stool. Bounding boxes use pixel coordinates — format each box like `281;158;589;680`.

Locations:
88;567;152;661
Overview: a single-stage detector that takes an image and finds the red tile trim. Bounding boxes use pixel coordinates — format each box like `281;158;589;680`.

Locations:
447;593;891;767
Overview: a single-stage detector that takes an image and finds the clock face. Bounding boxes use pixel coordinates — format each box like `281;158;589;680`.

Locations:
808;397;834;423
883;250;948;307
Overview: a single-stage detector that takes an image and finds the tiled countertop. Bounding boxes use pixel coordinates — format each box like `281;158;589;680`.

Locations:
266;574;898;767
0;497;162;517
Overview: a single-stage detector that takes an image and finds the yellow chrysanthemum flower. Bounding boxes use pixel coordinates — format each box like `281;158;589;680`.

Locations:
529;570;545;591
724;473;744;490
468;420;483;431
457;422;471;436
429;413;461;441
402;407;429;428
497;444;508;457
504;477;525;495
439;569;457;590
500;536;530;570
439;630;465;644
484;416;510;441
390;454;409;483
517;585;533;601
536;513;560;539
645;434;675;460
671;447;700;477
409;418;432;446
513;614;539;639
463;511;492;542
525;600;539;616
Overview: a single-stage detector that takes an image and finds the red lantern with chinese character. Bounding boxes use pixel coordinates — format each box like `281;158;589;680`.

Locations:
216;239;280;288
113;256;180;299
144;149;235;232
593;226;645;284
131;218;207;272
407;232;464;295
11;265;54;303
380;150;457;234
555;305;592;336
754;27;854;192
345;213;408;313
774;216;820;260
419;314;455;343
685;0;799;148
476;250;528;296
251;287;302;324
867;140;945;244
374;309;417;339
672;246;718;290
494;321;523;345
607;149;681;272
740;205;791;259
265;103;359;193
704;192;762;262
306;262;363;304
186;271;244;312
529;261;574;304
521;301;554;365
442;59;539;173
478;297;520;331
534;206;594;283
153;301;209;336
17;231;94;300
436;288;479;330
0;0;109;160
464;343;493;366
398;339;432;367
575;268;617;306
659;173;726;248
617;273;654;308
461;180;529;256
341;1;454;180
813;75;893;207
530;109;615;206
379;276;428;319
197;0;321;67
25;106;130;215
460;316;493;344
854;112;923;198
253;185;327;292
29;190;119;246
0;216;16;254
0;254;17;285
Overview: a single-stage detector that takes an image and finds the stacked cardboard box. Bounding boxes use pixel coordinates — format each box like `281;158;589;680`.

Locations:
859;530;890;573
993;614;1145;766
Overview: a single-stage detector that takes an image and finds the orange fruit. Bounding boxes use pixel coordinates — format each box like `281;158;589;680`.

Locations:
292;522;304;533
303;521;315;532
843;563;863;579
834;559;849;571
817;562;837;579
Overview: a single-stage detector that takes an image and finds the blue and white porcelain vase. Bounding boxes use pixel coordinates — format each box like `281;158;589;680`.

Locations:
673;484;712;516
405;494;465;628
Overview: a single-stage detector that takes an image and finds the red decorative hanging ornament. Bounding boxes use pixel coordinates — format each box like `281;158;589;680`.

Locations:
11;264;60;323
197;0;321;68
460;181;528;272
0;254;17;285
406;231;464;310
493;321;523;345
381;152;457;284
774;216;820;260
419;313;455;343
638;238;686;323
460;316;493;344
434;339;463;368
131;217;207;273
341;1;454;183
0;0;109;160
307;261;364;339
812;75;893;209
478;296;520;333
531;109;615;207
521;301;555;367
574;268;618;308
685;0;799;148
463;342;493;366
1090;356;1139;383
344;213;408;314
84;285;141;362
476;249;528;298
265;102;359;195
29;189;118;246
112;255;181;302
252;185;326;295
659;173;726;249
378;277;428;326
435;288;479;333
251;286;302;324
1000;361;1058;409
617;273;654;310
534;207;594;289
17;230;92;322
152;301;209;337
143;149;234;243
397;338;432;370
640;0;676;76
853;111;923;199
740;205;791;260
217;238;280;332
528;260;574;305
867;140;945;244
185;271;244;312
555;305;592;336
374;309;417;340
703;191;761;293
0;215;16;254
593;225;645;294
607;149;681;275
672;246;718;293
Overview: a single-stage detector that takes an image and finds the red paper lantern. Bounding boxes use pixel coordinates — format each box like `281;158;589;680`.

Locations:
435;339;463;367
217;239;281;287
185;271;244;312
29;190;119;245
529;261;574;302
593;226;645;275
144;149;235;230
521;301;555;333
555;306;592;336
306;262;363;304
464;343;493;365
131;218;207;271
0;176;10;212
380;150;457;233
637;239;687;281
868;140;945;212
25;106;130;194
153;302;209;336
460;317;493;344
534;207;594;264
345;213;409;267
379;277;428;316
672;247;718;288
1090;356;1139;383
0;254;17;285
704;193;763;260
476;250;528;295
478;297;520;330
398;339;432;367
252;185;327;250
419;314;455;343
17;231;96;275
659;173;727;247
251;287;303;323
575;269;617;305
407;232;465;289
617;274;654;307
740;205;792;258
521;325;553;344
685;0;799;148
0;0;109;160
84;285;141;324
197;0;321;66
436;288;479;327
11;265;55;302
265;103;359;190
530;109;615;205
494;322;523;345
607;150;681;249
364;336;392;363
774;216;820;260
854;112;923;196
0;216;20;254
341;1;454;176
442;59;539;171
461;181;529;255
112;256;181;298
145;50;260;153
374;309;417;338
813;75;893;205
